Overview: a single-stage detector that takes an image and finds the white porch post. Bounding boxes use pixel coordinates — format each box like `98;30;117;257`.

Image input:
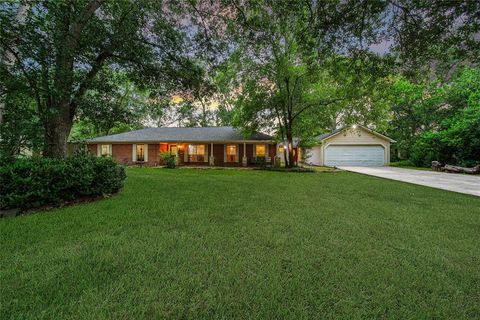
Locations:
242;142;247;166
209;142;215;166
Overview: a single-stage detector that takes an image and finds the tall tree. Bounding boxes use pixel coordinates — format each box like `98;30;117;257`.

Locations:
0;0;198;158
182;68;217;127
386;78;437;159
228;0;389;167
387;67;480;166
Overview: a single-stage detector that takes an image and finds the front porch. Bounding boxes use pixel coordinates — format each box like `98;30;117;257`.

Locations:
157;142;277;167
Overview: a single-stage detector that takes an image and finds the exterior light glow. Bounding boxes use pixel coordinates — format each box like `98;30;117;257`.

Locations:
352;124;357;129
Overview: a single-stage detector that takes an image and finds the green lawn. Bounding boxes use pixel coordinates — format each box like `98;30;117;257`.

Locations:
1;168;480;319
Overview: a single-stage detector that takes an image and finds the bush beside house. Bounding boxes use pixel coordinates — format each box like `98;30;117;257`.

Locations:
159;152;176;168
0;153;126;211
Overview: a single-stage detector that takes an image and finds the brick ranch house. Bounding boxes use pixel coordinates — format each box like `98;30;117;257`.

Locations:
86;126;298;167
85;125;393;167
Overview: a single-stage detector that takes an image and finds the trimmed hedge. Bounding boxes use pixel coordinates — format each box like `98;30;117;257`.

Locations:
0;153;126;210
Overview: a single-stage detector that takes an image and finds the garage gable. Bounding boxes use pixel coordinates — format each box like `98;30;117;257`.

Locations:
322;126;393;145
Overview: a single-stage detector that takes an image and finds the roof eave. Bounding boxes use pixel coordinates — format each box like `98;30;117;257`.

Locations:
87;139;275;144
319;125;395;143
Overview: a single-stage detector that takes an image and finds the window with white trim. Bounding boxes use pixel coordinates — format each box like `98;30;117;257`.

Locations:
136;144;146;162
100;144;111;157
188;144;205;162
226;145;237;162
255;144;266;157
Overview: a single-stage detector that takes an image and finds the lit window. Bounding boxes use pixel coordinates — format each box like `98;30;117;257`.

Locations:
170;144;178;155
188;144;205;162
136;144;145;162
255;144;266;157
100;144;111;157
226;145;237;162
279;146;284;153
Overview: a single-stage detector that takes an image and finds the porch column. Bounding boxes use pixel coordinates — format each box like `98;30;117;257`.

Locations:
209;142;215;166
242;142;248;166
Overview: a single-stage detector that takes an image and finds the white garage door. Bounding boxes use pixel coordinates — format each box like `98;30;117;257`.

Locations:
325;145;385;167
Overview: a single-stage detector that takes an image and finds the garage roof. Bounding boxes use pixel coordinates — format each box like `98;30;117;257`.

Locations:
316;128;344;141
316;125;395;143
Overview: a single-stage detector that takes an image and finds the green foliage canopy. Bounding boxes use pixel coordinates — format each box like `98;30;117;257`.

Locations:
0;0;202;157
389;67;480;167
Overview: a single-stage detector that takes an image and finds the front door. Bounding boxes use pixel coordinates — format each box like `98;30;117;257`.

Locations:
170;144;178;156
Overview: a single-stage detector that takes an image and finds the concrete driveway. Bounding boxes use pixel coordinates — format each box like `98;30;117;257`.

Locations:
340;166;480;197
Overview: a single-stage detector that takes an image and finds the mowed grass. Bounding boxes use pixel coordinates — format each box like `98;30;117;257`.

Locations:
1;168;480;319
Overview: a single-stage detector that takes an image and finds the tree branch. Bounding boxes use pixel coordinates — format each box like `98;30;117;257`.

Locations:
68;0;105;45
188;1;212;46
70;50;111;114
292;98;343;121
0;41;42;110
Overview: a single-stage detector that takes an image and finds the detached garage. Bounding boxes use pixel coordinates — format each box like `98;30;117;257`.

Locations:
305;125;395;167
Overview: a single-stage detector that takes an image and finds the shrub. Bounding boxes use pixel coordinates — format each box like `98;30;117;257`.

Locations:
410;105;480;167
253;156;267;167
160;152;176;168
390;160;417;167
410;132;442;167
0;153;126;210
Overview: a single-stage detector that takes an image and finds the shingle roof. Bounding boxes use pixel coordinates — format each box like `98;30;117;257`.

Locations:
87;126;273;143
315;128;343;141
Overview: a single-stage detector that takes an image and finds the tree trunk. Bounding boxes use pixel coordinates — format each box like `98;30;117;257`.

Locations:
286;130;295;168
444;164;480;174
283;148;289;167
200;99;208;127
42;103;73;158
0;94;4;126
43;120;72;158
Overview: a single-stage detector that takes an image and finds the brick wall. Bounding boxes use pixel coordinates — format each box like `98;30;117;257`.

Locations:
87;142;277;167
87;144;97;156
112;144;132;165
148;144;159;166
246;144;253;158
